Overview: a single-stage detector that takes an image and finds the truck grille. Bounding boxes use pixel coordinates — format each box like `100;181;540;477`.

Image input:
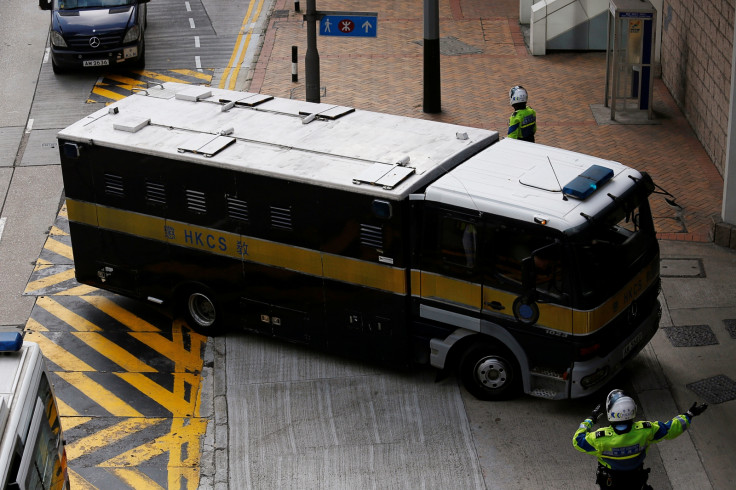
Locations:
67;34;123;50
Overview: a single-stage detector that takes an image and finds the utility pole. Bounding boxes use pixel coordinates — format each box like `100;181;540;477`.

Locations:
423;0;441;113
305;0;321;103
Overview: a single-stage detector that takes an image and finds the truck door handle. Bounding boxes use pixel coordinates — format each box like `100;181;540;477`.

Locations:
484;301;505;310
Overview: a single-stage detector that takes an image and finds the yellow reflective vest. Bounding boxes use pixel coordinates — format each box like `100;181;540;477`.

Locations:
573;414;691;471
508;106;537;142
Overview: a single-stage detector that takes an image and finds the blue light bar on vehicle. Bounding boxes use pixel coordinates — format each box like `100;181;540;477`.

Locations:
562;165;614;200
0;331;23;352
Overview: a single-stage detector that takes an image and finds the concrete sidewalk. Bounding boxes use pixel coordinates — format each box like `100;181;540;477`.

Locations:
237;1;735;488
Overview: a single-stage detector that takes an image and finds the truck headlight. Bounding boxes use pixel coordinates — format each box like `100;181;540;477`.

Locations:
123;25;140;43
50;30;67;48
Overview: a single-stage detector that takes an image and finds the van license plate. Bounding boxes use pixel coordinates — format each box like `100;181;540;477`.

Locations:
83;59;109;67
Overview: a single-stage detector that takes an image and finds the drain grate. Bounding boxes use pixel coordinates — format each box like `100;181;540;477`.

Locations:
724;319;736;339
660;258;705;278
686;375;736;404
662;324;719;347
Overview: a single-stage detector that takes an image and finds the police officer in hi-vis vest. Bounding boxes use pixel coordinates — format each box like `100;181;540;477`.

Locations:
507;85;537;142
573;389;708;489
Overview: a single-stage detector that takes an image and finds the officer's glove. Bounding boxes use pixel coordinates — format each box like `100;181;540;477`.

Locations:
686;402;708;418
590;403;604;423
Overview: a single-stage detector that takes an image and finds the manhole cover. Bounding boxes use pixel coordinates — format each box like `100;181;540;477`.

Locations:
687;375;736;404
662;324;718;347
660;258;705;278
413;36;482;55
724;319;736;339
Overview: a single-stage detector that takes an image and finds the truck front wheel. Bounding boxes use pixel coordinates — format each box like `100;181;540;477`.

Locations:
458;342;521;400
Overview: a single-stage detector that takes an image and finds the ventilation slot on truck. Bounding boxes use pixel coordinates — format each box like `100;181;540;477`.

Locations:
185;189;207;214
104;174;125;197
145;181;166;205
270;206;292;230
227;197;249;222
360;224;384;249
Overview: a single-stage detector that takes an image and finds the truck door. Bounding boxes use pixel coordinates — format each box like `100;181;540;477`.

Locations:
417;206;482;330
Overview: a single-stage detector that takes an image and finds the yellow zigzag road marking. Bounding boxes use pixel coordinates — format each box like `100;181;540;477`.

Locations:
36;296;102;331
107;468;165;490
65;417;165;461
56;372;143;417
80;295;161;332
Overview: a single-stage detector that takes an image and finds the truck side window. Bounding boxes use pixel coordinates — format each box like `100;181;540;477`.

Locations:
440;217;477;269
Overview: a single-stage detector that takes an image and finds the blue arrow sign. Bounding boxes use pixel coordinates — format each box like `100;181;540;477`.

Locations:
320;15;377;37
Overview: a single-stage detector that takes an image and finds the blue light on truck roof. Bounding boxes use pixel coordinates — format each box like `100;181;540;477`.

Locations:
562;165;614;200
0;331;23;352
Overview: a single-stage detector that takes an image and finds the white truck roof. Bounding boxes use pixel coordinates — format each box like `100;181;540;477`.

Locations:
57;82;643;231
426;138;644;232
57;82;498;200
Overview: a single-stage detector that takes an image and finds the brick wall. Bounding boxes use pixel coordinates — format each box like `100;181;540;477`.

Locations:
660;0;735;176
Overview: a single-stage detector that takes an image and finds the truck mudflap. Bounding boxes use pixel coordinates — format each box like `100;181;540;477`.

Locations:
569;302;662;399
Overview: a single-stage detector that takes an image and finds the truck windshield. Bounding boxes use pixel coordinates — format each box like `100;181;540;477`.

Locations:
569;183;657;308
57;0;134;9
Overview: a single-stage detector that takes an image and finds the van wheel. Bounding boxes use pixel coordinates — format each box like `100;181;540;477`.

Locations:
52;59;65;74
458;342;521;401
181;289;221;335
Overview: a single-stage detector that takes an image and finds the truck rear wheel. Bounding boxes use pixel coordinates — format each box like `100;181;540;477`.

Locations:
181;288;222;335
458;342;521;400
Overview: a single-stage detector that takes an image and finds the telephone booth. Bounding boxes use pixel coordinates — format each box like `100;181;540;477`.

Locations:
604;0;657;121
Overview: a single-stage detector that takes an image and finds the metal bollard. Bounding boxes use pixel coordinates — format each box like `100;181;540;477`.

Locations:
292;46;298;82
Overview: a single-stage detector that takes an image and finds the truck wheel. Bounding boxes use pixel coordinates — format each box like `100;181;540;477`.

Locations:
458;342;521;400
182;289;221;335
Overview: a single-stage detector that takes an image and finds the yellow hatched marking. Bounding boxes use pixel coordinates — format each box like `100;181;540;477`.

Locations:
65;417;164;461
102;417;207;467
67;468;98;490
128;322;205;372
136;69;207;84
72;332;157;373
33;258;54;270
25;317;48;332
56;372;143;417
57;284;98;296
102;73;148;91
91;85;126;102
36;296;102;331
59;203;68;219
49;224;69;236
116;372;200;417
24;330;96;372
24;266;76;293
170;68;213;81
80;295;161;332
60;416;93;431
107;468;165;490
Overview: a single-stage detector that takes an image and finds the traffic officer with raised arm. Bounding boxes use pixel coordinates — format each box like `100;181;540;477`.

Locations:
507;85;537;142
573;389;708;489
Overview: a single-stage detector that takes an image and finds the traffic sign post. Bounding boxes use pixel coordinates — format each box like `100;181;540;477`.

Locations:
319;13;377;37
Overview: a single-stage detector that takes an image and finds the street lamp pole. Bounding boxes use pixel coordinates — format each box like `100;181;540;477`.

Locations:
423;0;441;113
305;0;320;103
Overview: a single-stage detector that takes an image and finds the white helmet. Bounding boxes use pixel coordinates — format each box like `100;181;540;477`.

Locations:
509;85;528;106
606;389;637;422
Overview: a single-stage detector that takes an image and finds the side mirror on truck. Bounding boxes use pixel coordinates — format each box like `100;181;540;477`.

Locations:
39;0;51;10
